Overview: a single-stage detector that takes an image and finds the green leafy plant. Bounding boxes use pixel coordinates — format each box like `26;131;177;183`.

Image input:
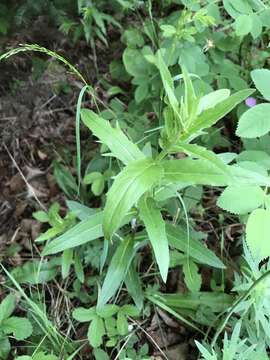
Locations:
2;1;270;357
33;202;76;242
0;294;32;359
42;59;260;315
15;352;58;360
196;321;268;360
73;304;140;348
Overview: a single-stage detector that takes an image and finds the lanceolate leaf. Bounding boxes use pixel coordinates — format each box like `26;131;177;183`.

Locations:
197;89;230;114
125;263;144;310
162;159;232;186
181;89;254;140
66;200;97;220
42;212;103;255
162;159;270;187
156;50;182;123
166;224;225;269
98;237;137;307
152;291;233;312
230;165;270;186
182;259;202;292
182;66;197;117
81;109;145;165
103;158;163;240
139;197;169;282
169;143;228;174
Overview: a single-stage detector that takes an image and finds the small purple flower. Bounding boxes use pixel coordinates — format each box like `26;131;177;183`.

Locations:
245;97;257;108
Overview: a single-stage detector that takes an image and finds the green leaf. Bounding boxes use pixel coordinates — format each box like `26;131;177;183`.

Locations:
121;304;141;317
116;311;128;336
81;109;145;165
162;159;232;186
235;14;252;36
122;28;144;47
124;263;144;310
33;353;58;360
223;0;243;18
195;342;216;359
96;305;119;318
83;171;102;184
146;294;202;333
32;210;49;223
160;24;176;37
237;150;270;169
217;185;265;215
88;315;105;348
236;104;270;138
104;317;117;338
2;316;33;340
152;291;233;312
61;249;73;279
170;143;228;174
250;13;262;39
53;161;78;197
0;294;16;323
103;158;163;240
92;177;105;196
42;212;103;255
123;48;148;77
162;158;270;187
156;50;181;122
73;307;96;322
66;200;97;220
93;348;110;360
139;197;169;282
236;161;267;177
246;208;270;261
182;66;197;117
135;83;148;103
18;352;59;360
166;224;225;269
0;337;10;360
198;89;230;114
10;259;59;285
182;260;202;292
98;237;136;307
182;89;254;140
251;69;270;101
230;164;270;186
74;252;84;283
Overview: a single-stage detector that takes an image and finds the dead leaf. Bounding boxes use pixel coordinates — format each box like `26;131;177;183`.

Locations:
37;150;47;160
8;173;25;193
165;343;188;360
25;165;45;181
156;308;179;329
